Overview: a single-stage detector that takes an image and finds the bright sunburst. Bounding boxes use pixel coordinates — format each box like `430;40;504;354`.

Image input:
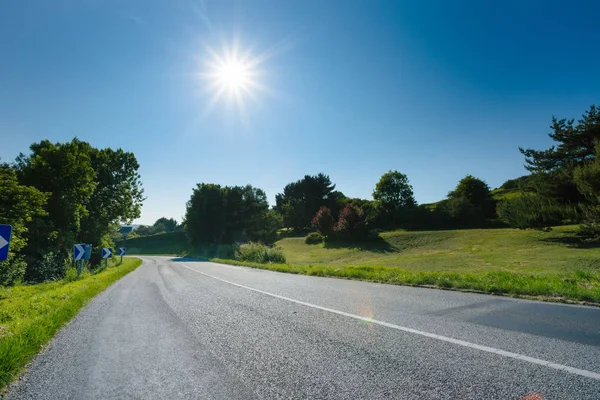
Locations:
215;59;251;91
200;40;267;117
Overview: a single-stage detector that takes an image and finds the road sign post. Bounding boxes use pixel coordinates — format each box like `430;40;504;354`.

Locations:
118;247;126;264
0;225;12;261
102;248;112;268
74;243;86;276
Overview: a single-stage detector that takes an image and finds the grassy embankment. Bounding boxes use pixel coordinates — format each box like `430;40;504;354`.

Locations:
121;227;600;303
0;257;142;391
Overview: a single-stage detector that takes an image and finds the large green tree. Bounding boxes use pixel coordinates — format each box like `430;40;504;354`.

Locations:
372;170;416;228
573;143;600;238
14;138;144;276
519;105;600;205
0;165;48;285
185;183;274;245
15;139;96;253
153;217;178;233
275;173;345;230
79;147;144;248
447;175;496;219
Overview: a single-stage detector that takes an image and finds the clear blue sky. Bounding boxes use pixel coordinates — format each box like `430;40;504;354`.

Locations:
2;0;599;225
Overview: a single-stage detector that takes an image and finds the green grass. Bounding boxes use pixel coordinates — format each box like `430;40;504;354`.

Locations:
215;226;600;304
491;188;528;201
0;257;142;391
116;225;600;303
117;231;187;255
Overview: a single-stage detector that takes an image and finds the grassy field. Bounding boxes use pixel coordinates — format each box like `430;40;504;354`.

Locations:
0;257;142;391
118;226;600;303
278;226;599;274
215;226;600;304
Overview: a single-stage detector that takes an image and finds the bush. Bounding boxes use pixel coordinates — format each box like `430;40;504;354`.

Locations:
192;243;239;259
334;204;368;240
0;258;26;286
305;232;324;244
64;267;81;282
578;205;600;240
235;242;286;264
24;251;69;283
311;206;335;236
497;195;577;230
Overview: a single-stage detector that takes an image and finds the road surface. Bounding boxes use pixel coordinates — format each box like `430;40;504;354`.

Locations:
7;256;600;399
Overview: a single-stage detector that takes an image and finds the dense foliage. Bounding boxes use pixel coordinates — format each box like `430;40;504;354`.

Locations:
311;206;335;236
1;138;144;283
185;183;280;246
275;173;345;230
508;105;600;235
0;166;49;285
373;170;416;228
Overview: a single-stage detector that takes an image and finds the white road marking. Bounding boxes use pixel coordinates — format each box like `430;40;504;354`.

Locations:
177;262;600;381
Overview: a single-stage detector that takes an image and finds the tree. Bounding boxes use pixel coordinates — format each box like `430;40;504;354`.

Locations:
79;147;144;248
13;138;144;277
275;173;344;230
372;171;416;228
15;139;96;253
334;204;368;240
185;183;274;246
135;225;154;237
573;143;600;239
497;195;572;231
154;217;177;233
0;165;49;285
311;206;335;236
519;105;600;205
186;184;226;245
447;175;496;219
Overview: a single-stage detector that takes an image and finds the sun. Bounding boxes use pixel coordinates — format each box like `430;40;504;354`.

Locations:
200;40;265;115
216;60;251;91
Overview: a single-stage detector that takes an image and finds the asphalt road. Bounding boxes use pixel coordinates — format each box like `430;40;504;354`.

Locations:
7;256;600;399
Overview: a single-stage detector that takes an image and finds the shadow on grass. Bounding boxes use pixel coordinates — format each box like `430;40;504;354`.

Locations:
323;237;396;253
540;236;600;249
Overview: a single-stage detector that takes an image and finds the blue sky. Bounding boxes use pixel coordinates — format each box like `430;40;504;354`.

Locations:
1;0;599;225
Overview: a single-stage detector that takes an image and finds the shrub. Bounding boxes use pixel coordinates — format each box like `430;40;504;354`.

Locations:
497;195;577;230
24;251;69;282
367;229;381;241
311;206;335;236
0;258;26;286
64;267;80;282
334;204;368;240
305;232;324;244
192;243;239;259
578;205;600;240
235;242;286;264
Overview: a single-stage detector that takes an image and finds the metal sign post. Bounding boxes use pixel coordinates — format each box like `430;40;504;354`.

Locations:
102;248;113;267
74;244;86;276
118;247;126;264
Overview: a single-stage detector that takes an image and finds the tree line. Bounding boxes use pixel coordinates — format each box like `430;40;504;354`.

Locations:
184;104;600;248
3;105;597;284
1;138;143;285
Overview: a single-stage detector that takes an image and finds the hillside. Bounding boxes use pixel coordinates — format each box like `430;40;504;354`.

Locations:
276;226;599;275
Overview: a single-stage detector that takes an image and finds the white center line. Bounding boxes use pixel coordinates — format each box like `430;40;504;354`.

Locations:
177;262;600;381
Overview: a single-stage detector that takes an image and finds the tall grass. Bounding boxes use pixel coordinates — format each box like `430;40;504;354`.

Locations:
0;257;142;390
235;242;286;264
